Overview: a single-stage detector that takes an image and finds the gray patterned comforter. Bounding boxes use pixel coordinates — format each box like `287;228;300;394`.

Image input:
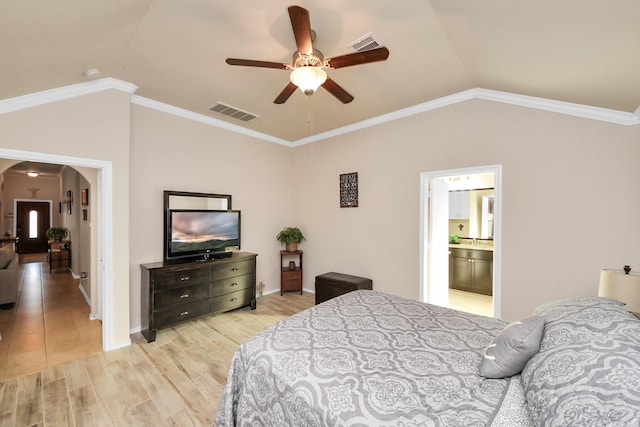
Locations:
521;297;640;426
215;290;523;426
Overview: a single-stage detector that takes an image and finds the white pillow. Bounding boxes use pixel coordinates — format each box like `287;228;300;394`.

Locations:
479;315;545;379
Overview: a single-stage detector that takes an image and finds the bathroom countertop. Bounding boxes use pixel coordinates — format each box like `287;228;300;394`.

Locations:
449;243;493;251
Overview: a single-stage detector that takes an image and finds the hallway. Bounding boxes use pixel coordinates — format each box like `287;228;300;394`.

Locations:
0;258;102;380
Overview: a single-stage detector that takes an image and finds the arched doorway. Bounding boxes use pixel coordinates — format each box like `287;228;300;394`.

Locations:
0;149;116;351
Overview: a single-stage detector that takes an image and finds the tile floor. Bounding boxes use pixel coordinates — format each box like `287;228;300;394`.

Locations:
448;288;494;317
0;256;102;380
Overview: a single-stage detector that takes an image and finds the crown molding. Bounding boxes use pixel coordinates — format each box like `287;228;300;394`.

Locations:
472;88;640;127
130;96;289;146
291;89;639;146
291;90;478;146
1;79;637;146
0;78;138;115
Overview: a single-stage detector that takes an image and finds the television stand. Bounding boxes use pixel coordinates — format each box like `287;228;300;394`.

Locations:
140;251;257;342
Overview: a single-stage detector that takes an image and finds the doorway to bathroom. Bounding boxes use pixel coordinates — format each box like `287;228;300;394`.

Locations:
419;165;502;318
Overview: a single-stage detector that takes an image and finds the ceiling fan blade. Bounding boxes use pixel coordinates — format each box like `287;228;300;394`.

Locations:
274;82;298;104
326;47;390;69
321;78;354;104
226;58;288;70
288;6;313;55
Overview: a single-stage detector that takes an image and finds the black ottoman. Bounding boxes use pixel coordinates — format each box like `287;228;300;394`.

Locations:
315;272;373;304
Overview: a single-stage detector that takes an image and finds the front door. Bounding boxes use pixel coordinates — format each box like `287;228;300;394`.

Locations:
16;201;51;253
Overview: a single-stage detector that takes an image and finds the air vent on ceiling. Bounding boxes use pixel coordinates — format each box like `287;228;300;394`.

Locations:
348;32;383;53
209;102;259;122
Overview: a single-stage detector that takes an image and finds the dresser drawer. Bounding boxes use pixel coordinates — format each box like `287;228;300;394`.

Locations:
211;288;254;313
155;283;210;308
140;252;257;343
211;260;255;280
211;274;254;297
155;299;211;328
153;266;209;290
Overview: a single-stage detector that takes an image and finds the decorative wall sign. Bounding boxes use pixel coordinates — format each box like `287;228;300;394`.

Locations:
340;172;358;208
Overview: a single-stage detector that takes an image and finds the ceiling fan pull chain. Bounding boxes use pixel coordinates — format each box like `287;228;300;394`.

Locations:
307;97;314;135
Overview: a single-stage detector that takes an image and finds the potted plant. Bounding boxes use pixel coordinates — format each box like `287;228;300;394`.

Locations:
449;234;460;244
46;227;69;242
276;227;305;252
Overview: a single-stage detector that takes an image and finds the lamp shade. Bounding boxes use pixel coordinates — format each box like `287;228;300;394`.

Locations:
290;67;327;96
598;268;640;313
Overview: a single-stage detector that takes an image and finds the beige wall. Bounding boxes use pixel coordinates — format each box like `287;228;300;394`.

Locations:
292;100;640;320
59;167;94;301
2;85;639;339
74;166;98;315
0;89;132;347
128;105;294;330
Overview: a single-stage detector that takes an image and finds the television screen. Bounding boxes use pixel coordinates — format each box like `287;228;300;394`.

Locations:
166;209;240;260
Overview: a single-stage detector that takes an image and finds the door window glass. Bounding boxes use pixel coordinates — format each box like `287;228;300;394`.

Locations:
29;210;38;238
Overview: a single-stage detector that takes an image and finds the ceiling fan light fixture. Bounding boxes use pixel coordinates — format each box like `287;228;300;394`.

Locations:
290;66;327;96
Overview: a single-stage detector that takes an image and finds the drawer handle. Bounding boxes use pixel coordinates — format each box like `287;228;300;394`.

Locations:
180;311;189;316
230;282;238;287
231;268;238;272
180;276;190;281
230;298;238;302
180;294;190;299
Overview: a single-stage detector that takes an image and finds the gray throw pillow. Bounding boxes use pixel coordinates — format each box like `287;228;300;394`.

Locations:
479;315;545;379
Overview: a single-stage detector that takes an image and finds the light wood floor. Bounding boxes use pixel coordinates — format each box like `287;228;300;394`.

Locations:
0;276;315;426
0;264;491;426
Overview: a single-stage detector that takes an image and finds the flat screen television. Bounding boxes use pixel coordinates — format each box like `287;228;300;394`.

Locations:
165;209;240;262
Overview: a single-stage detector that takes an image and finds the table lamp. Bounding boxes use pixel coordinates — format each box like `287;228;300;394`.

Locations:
598;266;640;313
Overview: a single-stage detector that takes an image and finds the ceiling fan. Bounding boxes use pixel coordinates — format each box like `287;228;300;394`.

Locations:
226;5;390;104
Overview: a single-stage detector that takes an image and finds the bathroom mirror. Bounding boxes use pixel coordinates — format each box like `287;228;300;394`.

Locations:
449;189;494;239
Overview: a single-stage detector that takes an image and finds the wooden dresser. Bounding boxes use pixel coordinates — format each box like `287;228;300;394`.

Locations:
140;252;257;342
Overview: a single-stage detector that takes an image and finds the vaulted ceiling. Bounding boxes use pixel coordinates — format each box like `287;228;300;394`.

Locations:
2;0;639;142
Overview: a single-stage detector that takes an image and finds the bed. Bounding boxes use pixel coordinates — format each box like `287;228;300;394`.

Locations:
215;290;640;426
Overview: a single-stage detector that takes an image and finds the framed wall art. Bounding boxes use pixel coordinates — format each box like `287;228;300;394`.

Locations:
66;190;73;214
82;188;89;206
339;172;358;208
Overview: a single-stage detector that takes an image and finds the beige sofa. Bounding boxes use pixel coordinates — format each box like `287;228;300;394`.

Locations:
0;246;21;307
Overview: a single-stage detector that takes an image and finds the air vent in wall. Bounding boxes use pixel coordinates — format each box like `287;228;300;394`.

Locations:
209;102;259;122
348;32;383;53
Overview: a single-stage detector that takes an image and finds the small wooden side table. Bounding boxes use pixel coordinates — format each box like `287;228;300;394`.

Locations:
280;250;303;295
49;240;71;273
